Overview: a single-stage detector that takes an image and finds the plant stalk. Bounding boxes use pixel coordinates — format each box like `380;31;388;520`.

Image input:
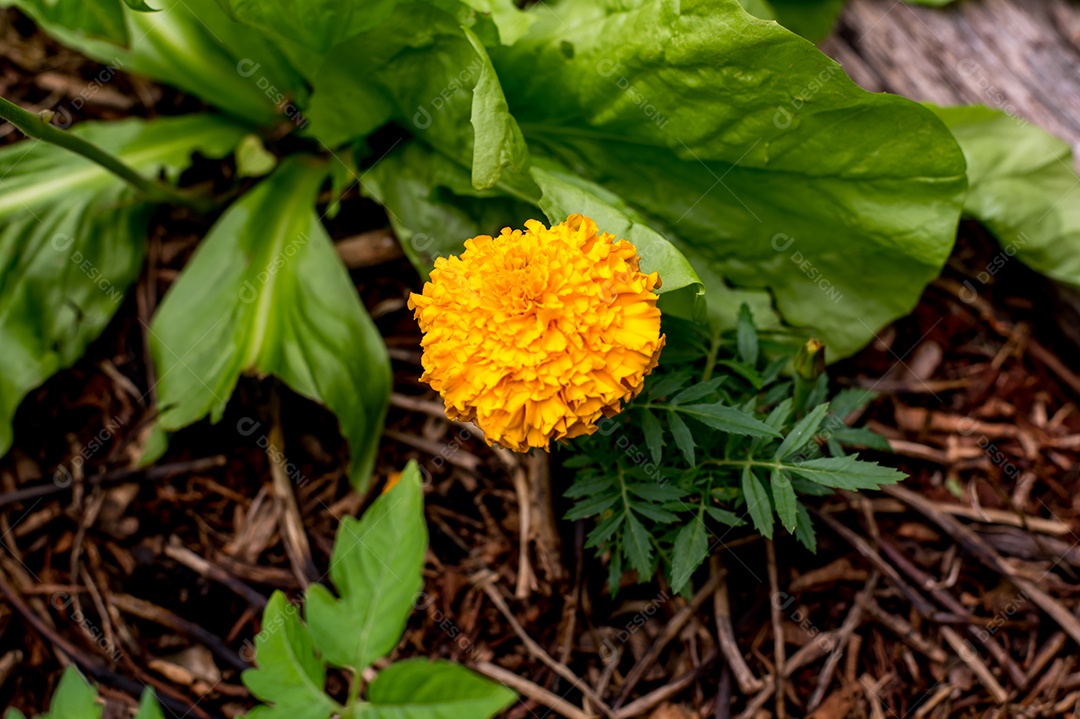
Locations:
0;95;216;213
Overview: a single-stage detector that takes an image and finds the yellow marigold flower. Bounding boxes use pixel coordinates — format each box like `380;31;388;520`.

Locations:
407;214;665;452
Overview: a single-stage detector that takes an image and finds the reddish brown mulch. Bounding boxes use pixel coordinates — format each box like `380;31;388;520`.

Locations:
4;9;1080;719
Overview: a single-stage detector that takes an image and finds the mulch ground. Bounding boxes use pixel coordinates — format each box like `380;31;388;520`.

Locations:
3;10;1080;719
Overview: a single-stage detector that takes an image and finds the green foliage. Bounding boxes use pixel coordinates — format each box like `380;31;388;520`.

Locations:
564;306;904;594
930;104;1080;291
149;156;391;491
3;665;161;719
0;114;245;457
5;466;514;719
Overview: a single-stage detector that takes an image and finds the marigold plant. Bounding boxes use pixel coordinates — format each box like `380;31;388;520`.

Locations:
409;214;665;452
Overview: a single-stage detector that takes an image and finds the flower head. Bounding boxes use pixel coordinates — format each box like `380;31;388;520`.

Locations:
408;214;665;452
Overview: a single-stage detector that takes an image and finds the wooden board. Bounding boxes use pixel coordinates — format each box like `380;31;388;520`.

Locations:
823;0;1080;155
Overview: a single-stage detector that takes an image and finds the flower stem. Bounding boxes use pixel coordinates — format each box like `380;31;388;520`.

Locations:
0;95;216;213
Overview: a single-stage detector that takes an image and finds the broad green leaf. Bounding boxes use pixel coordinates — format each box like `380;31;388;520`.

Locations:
736;0;775;20
788;455;905;490
773;402;829;459
362;141;536;272
20;0;308;128
770;468;797;532
242;592;338;719
492;0;967;357
670;517;709;593
529;160;705;320
461;0;537;45
306;462;427;672
667;410;696;466
741;466;773;539
214;0;401;52
641;410;663;465
363;659;516;719
150;156;390;490
303;4;506;151
0;115;244;458
464;26;529;190
134;690;165;719
678;403;781;438
929;105;1080;291
42;667;101;719
623;511;654;576
763;0;847;41
0;0;129;45
236;134;278;178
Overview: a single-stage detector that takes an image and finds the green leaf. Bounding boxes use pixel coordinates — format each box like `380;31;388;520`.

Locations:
122;0;158;11
736;304;759;367
564;494;619;521
362;141;536;272
493;0;966;357
464;26;529;190
788;455;905;490
794;502;817;553
0;0;129;45
21;0;308;127
770;468;797;533
305;462;427;672
670;517;709;593
42;667;101;719
678;403;781;439
667;410;696;466
741;466;773;539
242;592;338;719
236;134;279;178
671;378;724;405
623;511;654;577
363;659;516;718
0;115;244;459
134;690;165;719
641;410;663;465
764;0;847;41
773;402;829;460
214;0;401;52
706;506;746;527
150;156;391;490
461;0;536;45
929;104;1080;291
529;160;704;320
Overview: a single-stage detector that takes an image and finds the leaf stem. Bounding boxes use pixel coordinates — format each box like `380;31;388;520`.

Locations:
701;327;722;383
0;95;216;213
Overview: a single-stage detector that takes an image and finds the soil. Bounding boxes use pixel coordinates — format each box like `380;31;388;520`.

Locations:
3;7;1080;719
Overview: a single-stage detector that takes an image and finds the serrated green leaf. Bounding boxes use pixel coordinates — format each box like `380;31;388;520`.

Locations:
667;410;696;466
641;410;663;466
670;517;709;593
564;494;619;521
364;659;516;718
737;304;759;366
706;506;745;527
42;667;101;719
678;403;781;439
242;592;338;719
624;512;653;576
741;466;773;539
631;504;680;524
788;455;905;490
586;511;624;548
773;402;830;460
770;468;797;533
0;115;244;459
648;372;693;400
150;156;391;491
828;427;893;452
794;502;817;553
563;474;614;498
306;462;427;672
627;482;686;502
671;378;725;405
